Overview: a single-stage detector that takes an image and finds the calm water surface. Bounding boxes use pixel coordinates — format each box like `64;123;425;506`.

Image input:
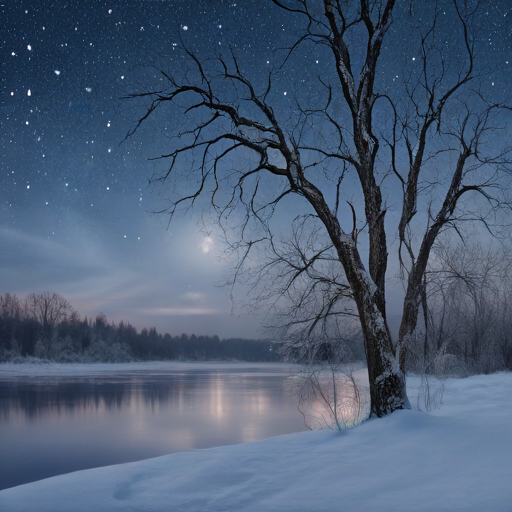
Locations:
0;362;307;490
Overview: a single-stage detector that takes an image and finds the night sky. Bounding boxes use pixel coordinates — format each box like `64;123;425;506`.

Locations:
2;1;511;339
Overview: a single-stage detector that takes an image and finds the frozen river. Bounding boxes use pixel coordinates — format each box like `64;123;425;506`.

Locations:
0;362;307;490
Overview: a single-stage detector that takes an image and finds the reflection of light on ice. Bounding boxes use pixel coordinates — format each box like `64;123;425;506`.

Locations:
210;376;226;419
248;391;270;415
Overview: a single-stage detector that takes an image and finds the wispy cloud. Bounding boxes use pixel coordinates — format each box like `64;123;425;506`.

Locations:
183;292;205;301
139;307;223;316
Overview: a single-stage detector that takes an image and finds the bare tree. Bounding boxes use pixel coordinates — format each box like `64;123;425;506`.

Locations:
0;293;23;323
242;215;360;360
126;0;511;417
0;293;24;354
26;292;73;343
418;240;512;375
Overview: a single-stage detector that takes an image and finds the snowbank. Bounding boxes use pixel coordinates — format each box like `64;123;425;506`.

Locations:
1;372;511;512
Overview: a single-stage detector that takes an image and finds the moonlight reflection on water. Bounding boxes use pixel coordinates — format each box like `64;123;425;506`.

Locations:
0;362;318;490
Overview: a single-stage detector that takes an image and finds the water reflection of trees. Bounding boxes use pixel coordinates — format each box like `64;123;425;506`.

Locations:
0;380;129;421
0;373;291;423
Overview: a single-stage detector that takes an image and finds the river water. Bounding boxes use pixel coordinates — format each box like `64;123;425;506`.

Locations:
0;362;311;490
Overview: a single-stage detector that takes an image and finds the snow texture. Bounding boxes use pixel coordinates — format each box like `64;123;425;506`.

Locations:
1;372;511;512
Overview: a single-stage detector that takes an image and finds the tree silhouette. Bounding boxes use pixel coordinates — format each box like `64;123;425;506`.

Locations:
126;0;511;416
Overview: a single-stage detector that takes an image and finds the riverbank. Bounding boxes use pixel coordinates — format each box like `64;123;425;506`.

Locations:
1;371;511;511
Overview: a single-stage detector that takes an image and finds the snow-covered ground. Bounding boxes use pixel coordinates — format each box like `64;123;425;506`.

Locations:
1;372;511;512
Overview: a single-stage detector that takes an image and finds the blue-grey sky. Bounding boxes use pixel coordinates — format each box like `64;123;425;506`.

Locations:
2;1;511;338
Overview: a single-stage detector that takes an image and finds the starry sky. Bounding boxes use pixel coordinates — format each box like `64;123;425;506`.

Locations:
2;0;511;339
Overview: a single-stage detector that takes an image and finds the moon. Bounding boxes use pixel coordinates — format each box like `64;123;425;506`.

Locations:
200;236;213;253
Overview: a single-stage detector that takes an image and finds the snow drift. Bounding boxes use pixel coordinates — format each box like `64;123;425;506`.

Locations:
1;372;511;512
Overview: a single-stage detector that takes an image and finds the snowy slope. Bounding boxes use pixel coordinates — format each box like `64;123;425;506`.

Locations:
1;372;511;512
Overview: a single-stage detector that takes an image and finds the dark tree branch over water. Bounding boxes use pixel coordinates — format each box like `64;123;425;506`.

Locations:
126;0;511;417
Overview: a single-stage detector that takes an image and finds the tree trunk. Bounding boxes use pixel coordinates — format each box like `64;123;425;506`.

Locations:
357;288;410;417
397;149;472;370
300;175;409;417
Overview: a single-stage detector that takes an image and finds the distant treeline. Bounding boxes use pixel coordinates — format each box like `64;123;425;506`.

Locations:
0;293;280;363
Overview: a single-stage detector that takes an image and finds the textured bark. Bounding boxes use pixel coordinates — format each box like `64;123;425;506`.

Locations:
320;0;408;415
397;148;472;369
127;0;494;419
298;173;409;417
